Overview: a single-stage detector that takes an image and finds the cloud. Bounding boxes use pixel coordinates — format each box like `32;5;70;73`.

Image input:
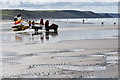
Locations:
1;0;119;3
1;2;118;13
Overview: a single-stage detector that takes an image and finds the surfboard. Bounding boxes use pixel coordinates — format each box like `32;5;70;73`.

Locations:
13;26;30;31
12;25;24;28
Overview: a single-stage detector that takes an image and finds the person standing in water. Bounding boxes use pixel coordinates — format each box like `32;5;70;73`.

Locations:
82;19;85;24
32;20;35;28
40;18;44;27
29;20;31;27
45;20;49;31
114;22;116;26
101;22;104;26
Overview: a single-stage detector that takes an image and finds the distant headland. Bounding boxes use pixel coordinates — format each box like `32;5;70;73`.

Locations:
2;9;119;19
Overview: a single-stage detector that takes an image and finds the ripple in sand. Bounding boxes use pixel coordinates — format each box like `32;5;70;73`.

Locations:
31;49;85;55
53;56;84;60
53;54;105;60
28;63;67;69
55;65;106;71
27;63;106;72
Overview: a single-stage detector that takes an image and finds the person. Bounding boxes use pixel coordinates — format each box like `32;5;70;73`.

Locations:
101;22;104;26
32;21;35;26
82;19;85;24
40;18;44;26
29;20;31;26
45;20;49;31
114;22;116;25
32;21;35;29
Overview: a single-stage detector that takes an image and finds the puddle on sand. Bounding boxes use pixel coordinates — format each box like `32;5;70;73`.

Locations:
2;49;85;66
102;52;118;55
2;52;17;56
2;61;19;66
97;51;118;64
69;49;85;52
107;56;118;61
84;75;108;78
55;65;106;71
102;52;118;64
107;56;118;64
2;52;22;66
2;49;84;61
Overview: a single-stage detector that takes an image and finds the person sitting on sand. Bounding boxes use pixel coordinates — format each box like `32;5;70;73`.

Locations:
40;18;44;27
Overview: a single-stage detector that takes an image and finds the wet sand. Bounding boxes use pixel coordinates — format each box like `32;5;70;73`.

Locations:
2;36;118;78
1;20;118;78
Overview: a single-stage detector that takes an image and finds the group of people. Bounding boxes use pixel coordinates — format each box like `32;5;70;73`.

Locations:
101;22;116;26
28;19;50;29
82;19;116;26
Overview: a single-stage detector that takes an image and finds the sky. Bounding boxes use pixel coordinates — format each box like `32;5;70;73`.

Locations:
1;0;120;13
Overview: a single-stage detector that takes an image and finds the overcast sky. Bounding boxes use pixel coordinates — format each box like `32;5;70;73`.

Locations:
1;0;119;13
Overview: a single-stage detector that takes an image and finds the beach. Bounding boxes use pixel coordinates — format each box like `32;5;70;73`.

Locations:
1;18;119;78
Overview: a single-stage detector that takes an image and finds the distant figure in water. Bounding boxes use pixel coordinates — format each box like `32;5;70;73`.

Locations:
114;22;116;25
40;18;44;27
67;19;68;22
101;22;104;26
82;19;85;24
